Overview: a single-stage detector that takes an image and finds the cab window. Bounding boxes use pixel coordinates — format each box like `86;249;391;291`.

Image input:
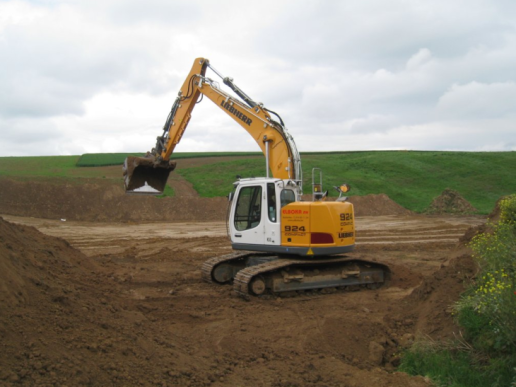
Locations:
280;189;296;208
267;183;277;222
234;186;262;231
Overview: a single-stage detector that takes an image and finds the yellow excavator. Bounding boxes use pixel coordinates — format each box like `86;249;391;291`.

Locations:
123;57;389;297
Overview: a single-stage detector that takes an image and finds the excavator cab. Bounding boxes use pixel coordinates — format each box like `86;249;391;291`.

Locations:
230;179;282;247
228;177;356;257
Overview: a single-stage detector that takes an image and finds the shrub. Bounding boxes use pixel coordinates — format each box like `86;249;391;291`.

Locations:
455;194;516;352
500;194;516;225
457;270;516;352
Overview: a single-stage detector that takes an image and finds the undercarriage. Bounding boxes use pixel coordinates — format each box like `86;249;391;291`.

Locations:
201;252;390;298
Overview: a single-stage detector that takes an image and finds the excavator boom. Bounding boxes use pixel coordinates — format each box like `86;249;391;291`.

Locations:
123;58;301;194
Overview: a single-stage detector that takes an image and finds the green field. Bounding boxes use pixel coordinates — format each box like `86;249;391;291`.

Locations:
177;151;516;213
76;152;262;167
0;155;81;178
0;151;515;214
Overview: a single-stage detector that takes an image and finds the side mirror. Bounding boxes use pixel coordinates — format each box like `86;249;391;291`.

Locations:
228;192;234;201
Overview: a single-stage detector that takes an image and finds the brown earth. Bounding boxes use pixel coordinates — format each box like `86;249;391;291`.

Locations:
426;188;477;215
457;194;510;246
348;193;413;217
0;177;412;223
0;177;488;386
0;177;227;222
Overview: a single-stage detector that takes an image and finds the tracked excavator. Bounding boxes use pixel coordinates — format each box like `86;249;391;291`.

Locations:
123;57;389;298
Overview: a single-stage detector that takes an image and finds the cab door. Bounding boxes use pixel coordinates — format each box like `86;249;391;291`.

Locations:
231;184;264;245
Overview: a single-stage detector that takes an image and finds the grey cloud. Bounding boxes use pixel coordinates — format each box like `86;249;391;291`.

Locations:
98;0;201;26
437;81;516;119
0;5;181;118
0;74;87;117
0;0;515;156
0;116;63;156
258;0;515;70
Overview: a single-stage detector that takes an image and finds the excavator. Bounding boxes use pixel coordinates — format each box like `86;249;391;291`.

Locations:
123;57;389;297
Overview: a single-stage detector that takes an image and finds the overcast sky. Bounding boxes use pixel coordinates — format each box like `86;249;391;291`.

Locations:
1;0;515;156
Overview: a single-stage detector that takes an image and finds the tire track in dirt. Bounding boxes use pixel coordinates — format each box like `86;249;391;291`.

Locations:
354;215;483;248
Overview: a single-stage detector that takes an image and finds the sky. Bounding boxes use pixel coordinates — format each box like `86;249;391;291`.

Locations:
0;0;515;156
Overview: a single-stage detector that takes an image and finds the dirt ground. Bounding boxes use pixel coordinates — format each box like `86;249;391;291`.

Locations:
0;176;487;386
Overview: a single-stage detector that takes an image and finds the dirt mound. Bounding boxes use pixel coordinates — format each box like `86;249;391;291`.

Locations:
0;217;111;384
0;178;227;222
0;217;212;386
0;217;99;308
426;188;477;215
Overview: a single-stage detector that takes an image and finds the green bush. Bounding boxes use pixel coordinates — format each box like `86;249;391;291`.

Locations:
400;346;485;387
400;329;516;387
455;304;492;347
458;195;516;352
500;194;516;225
469;223;516;275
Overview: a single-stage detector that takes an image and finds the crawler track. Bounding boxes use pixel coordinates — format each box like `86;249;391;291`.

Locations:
201;251;255;283
202;252;390;298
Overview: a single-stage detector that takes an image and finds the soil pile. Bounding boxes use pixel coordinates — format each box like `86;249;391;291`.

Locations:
426;188;477;215
0;217;199;386
349;194;413;216
0;178;227;223
0;217;99;309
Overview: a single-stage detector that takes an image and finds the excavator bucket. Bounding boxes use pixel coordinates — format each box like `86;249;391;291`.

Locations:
123;155;176;194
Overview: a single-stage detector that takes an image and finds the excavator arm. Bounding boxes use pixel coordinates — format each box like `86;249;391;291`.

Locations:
123;57;301;194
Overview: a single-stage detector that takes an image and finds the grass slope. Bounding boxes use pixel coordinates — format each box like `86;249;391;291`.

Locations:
301;151;516;213
177;151;516;214
0;156;80;178
1;151;514;214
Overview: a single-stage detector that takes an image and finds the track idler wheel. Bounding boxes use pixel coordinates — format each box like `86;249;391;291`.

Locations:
249;276;266;296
